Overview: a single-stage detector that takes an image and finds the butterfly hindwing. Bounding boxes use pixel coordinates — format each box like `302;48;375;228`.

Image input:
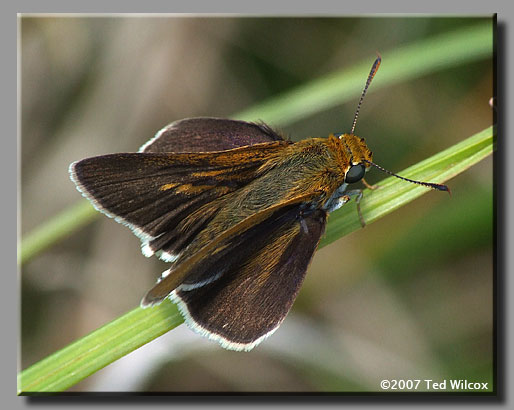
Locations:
165;204;327;351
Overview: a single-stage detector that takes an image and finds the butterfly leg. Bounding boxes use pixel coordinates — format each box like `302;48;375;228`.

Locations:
343;189;366;227
362;178;379;190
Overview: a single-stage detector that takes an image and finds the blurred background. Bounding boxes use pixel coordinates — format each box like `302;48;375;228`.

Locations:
20;16;494;392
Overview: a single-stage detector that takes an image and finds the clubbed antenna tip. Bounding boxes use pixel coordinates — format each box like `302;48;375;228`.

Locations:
363;159;450;195
350;54;382;135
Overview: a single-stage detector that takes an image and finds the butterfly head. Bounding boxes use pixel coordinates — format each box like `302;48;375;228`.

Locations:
331;132;373;185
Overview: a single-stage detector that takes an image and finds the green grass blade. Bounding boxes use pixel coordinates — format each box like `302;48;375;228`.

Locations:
18;301;183;394
17;125;494;393
18;201;97;265
19;22;492;265
235;23;492;125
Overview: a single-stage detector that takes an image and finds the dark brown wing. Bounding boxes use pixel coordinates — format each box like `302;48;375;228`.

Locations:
139;117;286;153
69;141;290;261
168;206;327;351
140;192;321;304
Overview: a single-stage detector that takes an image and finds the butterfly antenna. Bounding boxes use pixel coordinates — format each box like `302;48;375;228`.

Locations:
350;54;381;135
363;159;451;195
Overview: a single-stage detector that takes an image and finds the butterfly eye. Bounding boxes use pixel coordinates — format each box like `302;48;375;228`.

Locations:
345;164;365;184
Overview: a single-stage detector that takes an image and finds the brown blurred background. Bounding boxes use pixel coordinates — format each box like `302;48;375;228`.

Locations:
20;16;493;392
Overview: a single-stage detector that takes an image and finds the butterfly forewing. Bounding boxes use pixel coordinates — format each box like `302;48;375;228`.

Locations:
71;131;290;260
140;117;287;153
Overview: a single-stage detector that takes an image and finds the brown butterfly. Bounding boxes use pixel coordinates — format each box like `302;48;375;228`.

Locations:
69;57;448;351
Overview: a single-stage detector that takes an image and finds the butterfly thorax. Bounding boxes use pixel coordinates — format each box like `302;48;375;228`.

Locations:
179;135;372;262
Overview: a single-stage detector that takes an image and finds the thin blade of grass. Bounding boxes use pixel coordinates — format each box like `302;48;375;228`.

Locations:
18;301;183;394
18;202;97;265
236;23;493;126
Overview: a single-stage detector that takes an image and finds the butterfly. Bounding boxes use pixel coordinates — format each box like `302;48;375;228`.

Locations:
69;57;448;351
